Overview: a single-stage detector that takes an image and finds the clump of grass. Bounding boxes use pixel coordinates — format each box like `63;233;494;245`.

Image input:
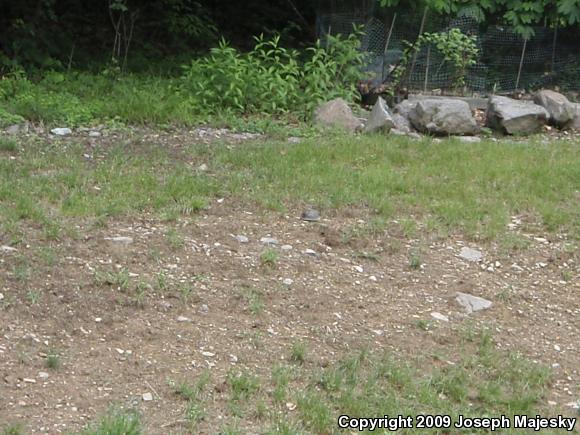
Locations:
228;372;260;402
26;289;41;305
46;351;61;369
95;268;130;291
289;341;306;364
0;137;18;152
155;271;168;292
165;228;184;249
260;248;278;268
409;252;422;270
80;409;141;435
241;288;264;315
1;423;24;435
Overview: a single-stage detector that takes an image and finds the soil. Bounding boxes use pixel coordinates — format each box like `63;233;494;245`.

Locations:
0;129;578;434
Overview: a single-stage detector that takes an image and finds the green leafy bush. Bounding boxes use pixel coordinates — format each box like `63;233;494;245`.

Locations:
183;31;367;117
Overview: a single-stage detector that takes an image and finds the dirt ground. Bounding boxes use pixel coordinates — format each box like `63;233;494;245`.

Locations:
0;129;579;434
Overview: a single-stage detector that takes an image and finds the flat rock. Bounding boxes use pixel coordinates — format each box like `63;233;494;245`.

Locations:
459;247;483;262
392;113;411;133
282;278;294;286
486;96;548;135
260;237;278;246
301;209;320;222
281;244;293;251
0;245;18;253
88;131;102;138
234;235;249;243
6;124;26;135
457;136;481;143
393;100;417;119
50;128;72;136
455;292;492;314
142;392;153;401
314;98;362;133
431;312;449;322
409;99;478;135
177;316;191;322
287;136;301;143
363;97;395;133
533;90;575;127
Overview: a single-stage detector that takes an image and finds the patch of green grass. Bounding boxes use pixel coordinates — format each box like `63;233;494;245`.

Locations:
165;227;184;249
409;251;422;270
228;371;260;402
26;289;41;305
0;137;18;152
95;268;130;291
260;248;278;268
79;409;141;435
1;423;25;435
289;341;306;365
46;351;61;369
240;287;264;315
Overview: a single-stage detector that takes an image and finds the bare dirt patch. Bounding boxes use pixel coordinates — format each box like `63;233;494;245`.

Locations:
0;199;578;433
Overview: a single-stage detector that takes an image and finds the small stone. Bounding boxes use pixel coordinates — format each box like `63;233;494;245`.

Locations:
282;278;294;286
198;163;208;171
38;372;49;380
287;137;301;144
88;131;101;138
260;237;278;246
200;304;209;313
230;354;238;363
201;351;215;357
6;124;21;135
303;249;317;257
552;363;561;369
459;247;483;262
286;402;297;411
301;209;320;222
354;265;364;273
104;236;133;244
0;245;18;253
431;312;449;322
554;344;561;352
547;401;557;406
94;317;102;323
234;235;249;243
115;348;125;355
50;128;72;136
281;244;293;251
455;292;492;314
23;378;36;383
369;275;377;282
177;316;191;322
0;293;3;301
142;392;153;402
457;136;481;143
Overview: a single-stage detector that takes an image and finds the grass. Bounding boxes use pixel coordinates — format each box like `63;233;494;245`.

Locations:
79;409;141;435
0;137;18;152
259;248;279;267
240;287;265;315
46;351;61;369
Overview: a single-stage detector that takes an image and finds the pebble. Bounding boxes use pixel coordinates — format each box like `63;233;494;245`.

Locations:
234;235;249;243
104;236;133;244
23;378;36;383
177;316;191;322
201;351;215;357
94;317;102;322
260;237;278;246
369;275;377;282
0;245;18;253
88;131;101;138
198;163;208;171
554;344;561;352
50;128;72;136
455;292;492;314
142;392;153;402
287;137;301;144
282;278;294;286
200;304;209;313
38;372;49;380
457;136;482;143
431;312;449;322
0;293;3;301
354;265;364;273
281;245;293;251
303;249;317;257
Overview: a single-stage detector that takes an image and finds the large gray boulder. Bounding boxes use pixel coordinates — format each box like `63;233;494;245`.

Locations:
533;90;576;127
314;98;362;133
393;100;417;120
363;97;395;134
572;103;580;131
408;99;478;136
487;96;549;135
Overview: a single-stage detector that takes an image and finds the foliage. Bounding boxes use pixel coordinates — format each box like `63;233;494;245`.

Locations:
390;28;478;93
183;31;366;117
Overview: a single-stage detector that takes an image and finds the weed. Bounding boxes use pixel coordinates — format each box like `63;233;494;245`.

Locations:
26;289;41;305
165;228;184;249
228;372;260;401
416;319;431;331
179;285;194;304
260;248;278;268
134;281;149;306
95;268;130;291
1;424;24;435
155;271;168;292
0;137;18;152
409;252;422;270
80;409;141;435
46;351;61;369
241;288;264;315
289;341;306;364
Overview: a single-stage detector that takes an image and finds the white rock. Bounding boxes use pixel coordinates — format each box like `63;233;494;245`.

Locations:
303;249;317;257
431;312;449;322
115;348;125;355
282;278;294;286
455;292;492;314
94;317;102;322
287;137;301;143
23;378;36;383
354;266;364;273
281;244;293;251
198;163;208;171
554;344;561;352
260;237;278;246
38;372;49;380
0;245;18;253
201;351;215;357
459;247;483;262
177;316;191;322
457;136;481;143
369;275;377;282
234;235;249;243
50;128;72;136
0;293;3;301
142;392;153;401
88;131;102;138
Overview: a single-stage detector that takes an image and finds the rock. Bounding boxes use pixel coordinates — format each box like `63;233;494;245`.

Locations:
455;292;492;314
533;90;576;127
389;128;407;136
314;98;362;133
282;278;294;286
38;372;49;380
486;96;548;135
301;209;320;222
287;136;301;144
302;249;317;257
281;244;293;251
431;312;449;322
88;131;102;138
407;132;422;140
142;392;153;401
572;103;580;131
0;245;18;253
197;163;208;172
459;247;483;262
200;304;209;313
50;128;72;136
6;124;23;135
457;136;481;143
177;316;191;322
392;113;412;133
393;100;417;119
363;97;395;133
260;237;278;246
409;99;478;135
0;293;3;301
104;236;133;244
234;235;249;243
